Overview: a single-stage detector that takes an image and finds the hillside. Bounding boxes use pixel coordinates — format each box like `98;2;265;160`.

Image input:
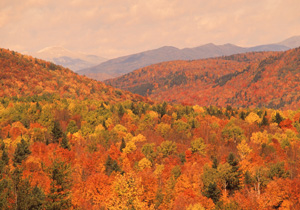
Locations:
1;48;300;209
105;48;300;109
78;37;297;81
0;48;145;103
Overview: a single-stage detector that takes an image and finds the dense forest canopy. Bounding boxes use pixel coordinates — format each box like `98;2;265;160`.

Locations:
0;48;300;209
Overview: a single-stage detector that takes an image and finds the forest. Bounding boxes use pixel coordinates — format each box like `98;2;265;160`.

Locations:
106;47;300;110
1;48;300;209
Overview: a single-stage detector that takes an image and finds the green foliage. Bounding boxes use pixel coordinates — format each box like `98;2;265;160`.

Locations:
268;162;290;180
171;165;181;179
46;159;72;210
141;143;156;162
202;182;221;204
105;155;121;176
190;138;206;155
119;138;126;152
60;134;71;151
52;121;63;144
0;178;14;209
157;141;177;157
66;120;78;134
13;139;31;165
222;122;245;144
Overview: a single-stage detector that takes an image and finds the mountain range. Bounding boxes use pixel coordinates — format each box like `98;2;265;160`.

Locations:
28;46;107;71
78;36;300;81
105;47;300;110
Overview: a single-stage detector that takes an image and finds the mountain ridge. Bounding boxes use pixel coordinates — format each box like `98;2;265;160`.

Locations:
78;36;300;81
105;47;300;110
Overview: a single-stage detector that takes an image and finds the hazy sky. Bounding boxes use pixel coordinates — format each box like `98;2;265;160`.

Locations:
1;0;300;58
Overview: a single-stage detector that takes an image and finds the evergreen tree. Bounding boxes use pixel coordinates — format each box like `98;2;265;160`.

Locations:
226;153;241;193
46;159;72;210
1;142;9;166
212;157;219;169
60;134;71;151
105;155;121;176
13;139;31;166
274;112;284;124
29;186;46;210
118;105;125;118
203;182;221;204
260;112;269;127
119;138;126;152
52;121;63;143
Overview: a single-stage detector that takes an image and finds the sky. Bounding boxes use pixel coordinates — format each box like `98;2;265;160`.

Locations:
1;0;300;59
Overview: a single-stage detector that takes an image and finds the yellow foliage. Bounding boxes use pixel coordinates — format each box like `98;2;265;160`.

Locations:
132;134;146;143
237;139;252;159
154;164;165;177
123;141;137;154
245;112;261;124
250;130;269;145
138;158;152;170
186;203;205;210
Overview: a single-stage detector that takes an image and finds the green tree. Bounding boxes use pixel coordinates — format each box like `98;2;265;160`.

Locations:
13;139;31;166
158;141;177;157
46;159;72;210
141;143;156;162
190;138;206;155
52;121;63;144
104;155;121;176
66;120;78;134
119;138;126;152
60;134;70;151
203;182;221;204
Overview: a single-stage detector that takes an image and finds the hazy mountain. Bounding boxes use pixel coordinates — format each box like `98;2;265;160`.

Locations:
278;35;300;48
30;46;107;71
78;36;300;81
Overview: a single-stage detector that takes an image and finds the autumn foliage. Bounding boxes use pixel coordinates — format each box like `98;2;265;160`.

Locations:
0;48;300;209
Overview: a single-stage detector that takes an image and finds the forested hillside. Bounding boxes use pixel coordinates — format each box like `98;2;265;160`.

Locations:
0;49;300;209
0;48;145;103
106;48;300;109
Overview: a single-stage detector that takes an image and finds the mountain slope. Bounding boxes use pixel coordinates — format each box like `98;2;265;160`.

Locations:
30;46;107;71
0;48;145;103
78;37;299;81
105;48;300;109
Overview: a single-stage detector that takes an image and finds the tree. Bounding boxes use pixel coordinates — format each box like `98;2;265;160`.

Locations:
66;120;78;134
105;155;121;176
119;138;126;152
13;138;31;166
52;121;63;144
190;138;206;155
46;159;72;210
158;141;177;157
60;134;70;151
226;153;241;193
203;182;221;204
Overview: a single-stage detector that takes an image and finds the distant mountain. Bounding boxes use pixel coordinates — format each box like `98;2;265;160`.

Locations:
0;48;146;103
78;36;300;81
105;47;300;110
30;46;107;71
278;35;300;48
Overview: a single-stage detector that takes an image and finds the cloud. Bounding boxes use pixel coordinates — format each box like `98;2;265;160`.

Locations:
0;0;299;58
